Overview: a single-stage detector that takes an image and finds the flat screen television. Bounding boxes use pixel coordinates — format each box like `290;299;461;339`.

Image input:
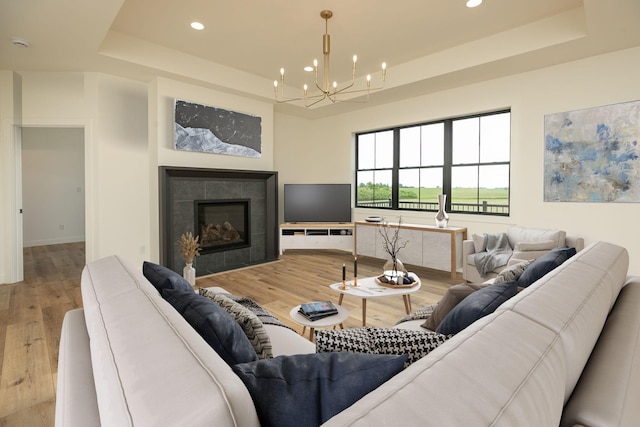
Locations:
284;184;352;223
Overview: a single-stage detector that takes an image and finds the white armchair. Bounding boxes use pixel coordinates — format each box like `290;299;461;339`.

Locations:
462;226;585;283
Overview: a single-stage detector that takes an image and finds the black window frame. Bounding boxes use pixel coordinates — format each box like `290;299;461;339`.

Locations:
355;109;511;216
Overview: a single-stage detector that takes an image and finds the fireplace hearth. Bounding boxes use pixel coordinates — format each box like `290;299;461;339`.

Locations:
160;167;278;275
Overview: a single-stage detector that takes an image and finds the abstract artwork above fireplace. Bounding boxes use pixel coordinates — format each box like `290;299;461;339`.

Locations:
174;99;262;158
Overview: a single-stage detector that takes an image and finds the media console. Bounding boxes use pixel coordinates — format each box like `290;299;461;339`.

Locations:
279;223;354;255
354;221;467;279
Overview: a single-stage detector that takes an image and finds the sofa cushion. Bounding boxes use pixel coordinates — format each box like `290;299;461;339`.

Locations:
422;283;485;330
507;226;566;249
516;246;577;288
143;261;193;294
315;327;450;367
493;260;531;284
472;233;487;253
513;240;556;252
206;293;273;359
232;352;407;427
162;288;258;365
436;281;518;335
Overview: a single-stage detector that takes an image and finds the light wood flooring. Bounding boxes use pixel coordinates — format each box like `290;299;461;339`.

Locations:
0;243;460;426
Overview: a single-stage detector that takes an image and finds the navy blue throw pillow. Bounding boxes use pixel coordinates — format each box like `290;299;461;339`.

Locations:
232;352;407;427
516;246;577;288
436;281;518;335
162;288;258;366
143;261;193;294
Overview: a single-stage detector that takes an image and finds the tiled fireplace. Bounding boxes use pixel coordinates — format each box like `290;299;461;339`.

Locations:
159;167;278;276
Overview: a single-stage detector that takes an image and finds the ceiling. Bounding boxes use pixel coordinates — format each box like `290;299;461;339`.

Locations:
1;0;639;118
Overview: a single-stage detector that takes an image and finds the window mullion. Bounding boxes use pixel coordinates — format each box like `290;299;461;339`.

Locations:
443;120;453;211
391;128;400;209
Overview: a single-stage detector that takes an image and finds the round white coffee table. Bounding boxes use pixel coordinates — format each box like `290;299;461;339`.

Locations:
289;304;350;342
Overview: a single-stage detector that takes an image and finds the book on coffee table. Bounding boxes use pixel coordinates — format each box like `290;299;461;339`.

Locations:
298;301;339;321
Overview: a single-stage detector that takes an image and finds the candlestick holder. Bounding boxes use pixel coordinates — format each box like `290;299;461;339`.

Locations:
341;279;348;290
353;276;358;287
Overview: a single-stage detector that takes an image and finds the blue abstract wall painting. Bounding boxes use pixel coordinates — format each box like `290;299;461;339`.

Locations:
174;99;262;158
544;100;640;202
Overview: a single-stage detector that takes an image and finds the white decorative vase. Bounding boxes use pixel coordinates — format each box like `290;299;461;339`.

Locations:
435;194;449;228
183;262;196;287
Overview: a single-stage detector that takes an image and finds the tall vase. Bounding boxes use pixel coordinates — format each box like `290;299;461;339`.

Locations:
183;262;196;287
435;194;449;228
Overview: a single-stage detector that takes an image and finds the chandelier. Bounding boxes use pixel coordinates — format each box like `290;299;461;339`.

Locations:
274;10;387;108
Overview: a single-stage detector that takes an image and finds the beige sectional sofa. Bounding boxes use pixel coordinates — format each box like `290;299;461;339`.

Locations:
56;241;640;426
462;225;585;283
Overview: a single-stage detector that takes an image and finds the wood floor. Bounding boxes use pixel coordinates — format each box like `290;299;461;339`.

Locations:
0;243;460;426
0;243;84;427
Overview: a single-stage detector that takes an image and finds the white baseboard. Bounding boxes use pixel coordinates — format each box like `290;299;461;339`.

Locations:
23;236;85;248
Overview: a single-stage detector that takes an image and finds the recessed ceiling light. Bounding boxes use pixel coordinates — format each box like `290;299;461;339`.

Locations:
466;0;482;7
11;37;30;48
190;22;205;30
304;66;314;72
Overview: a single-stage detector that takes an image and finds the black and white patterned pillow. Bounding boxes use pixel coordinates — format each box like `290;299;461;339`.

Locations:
315;327;450;367
494;260;531;284
315;327;374;354
199;290;273;359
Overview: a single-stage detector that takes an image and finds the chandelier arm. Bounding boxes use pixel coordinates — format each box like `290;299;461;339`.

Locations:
331;81;355;96
305;93;329;108
335;84;385;96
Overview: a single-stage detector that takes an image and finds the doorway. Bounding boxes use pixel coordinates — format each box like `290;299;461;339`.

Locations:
21;127;85;250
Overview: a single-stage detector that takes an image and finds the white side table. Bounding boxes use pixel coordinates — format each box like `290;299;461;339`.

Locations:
289;304;350;342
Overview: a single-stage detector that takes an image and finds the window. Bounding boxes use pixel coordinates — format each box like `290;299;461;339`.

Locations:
356;110;510;215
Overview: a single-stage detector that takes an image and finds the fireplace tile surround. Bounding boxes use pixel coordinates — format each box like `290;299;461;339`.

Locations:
160;167;278;276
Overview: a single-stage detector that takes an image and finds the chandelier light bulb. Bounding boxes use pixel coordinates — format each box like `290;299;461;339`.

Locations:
280;68;285;76
313;59;318;68
333;81;337;89
353;55;358;63
367;75;371;82
382;62;387;70
273;80;278;88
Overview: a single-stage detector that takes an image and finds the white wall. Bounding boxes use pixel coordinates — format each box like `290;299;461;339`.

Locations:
274;46;640;275
90;73;149;263
0;71;22;283
18;72;149;268
22;127;85;246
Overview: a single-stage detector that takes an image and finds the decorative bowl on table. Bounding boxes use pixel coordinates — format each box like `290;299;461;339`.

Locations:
375;273;419;288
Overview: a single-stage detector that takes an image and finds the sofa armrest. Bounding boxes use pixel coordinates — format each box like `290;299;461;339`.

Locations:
566;236;585;252
561;278;640;427
462;240;476;267
55;309;100;427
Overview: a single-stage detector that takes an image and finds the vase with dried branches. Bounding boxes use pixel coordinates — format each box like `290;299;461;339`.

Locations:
178;232;201;286
378;217;408;282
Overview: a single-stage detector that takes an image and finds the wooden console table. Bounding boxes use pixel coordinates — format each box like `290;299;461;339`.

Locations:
354;221;467;279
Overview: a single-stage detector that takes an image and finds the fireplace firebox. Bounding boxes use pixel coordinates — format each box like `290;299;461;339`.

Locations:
194;199;250;254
